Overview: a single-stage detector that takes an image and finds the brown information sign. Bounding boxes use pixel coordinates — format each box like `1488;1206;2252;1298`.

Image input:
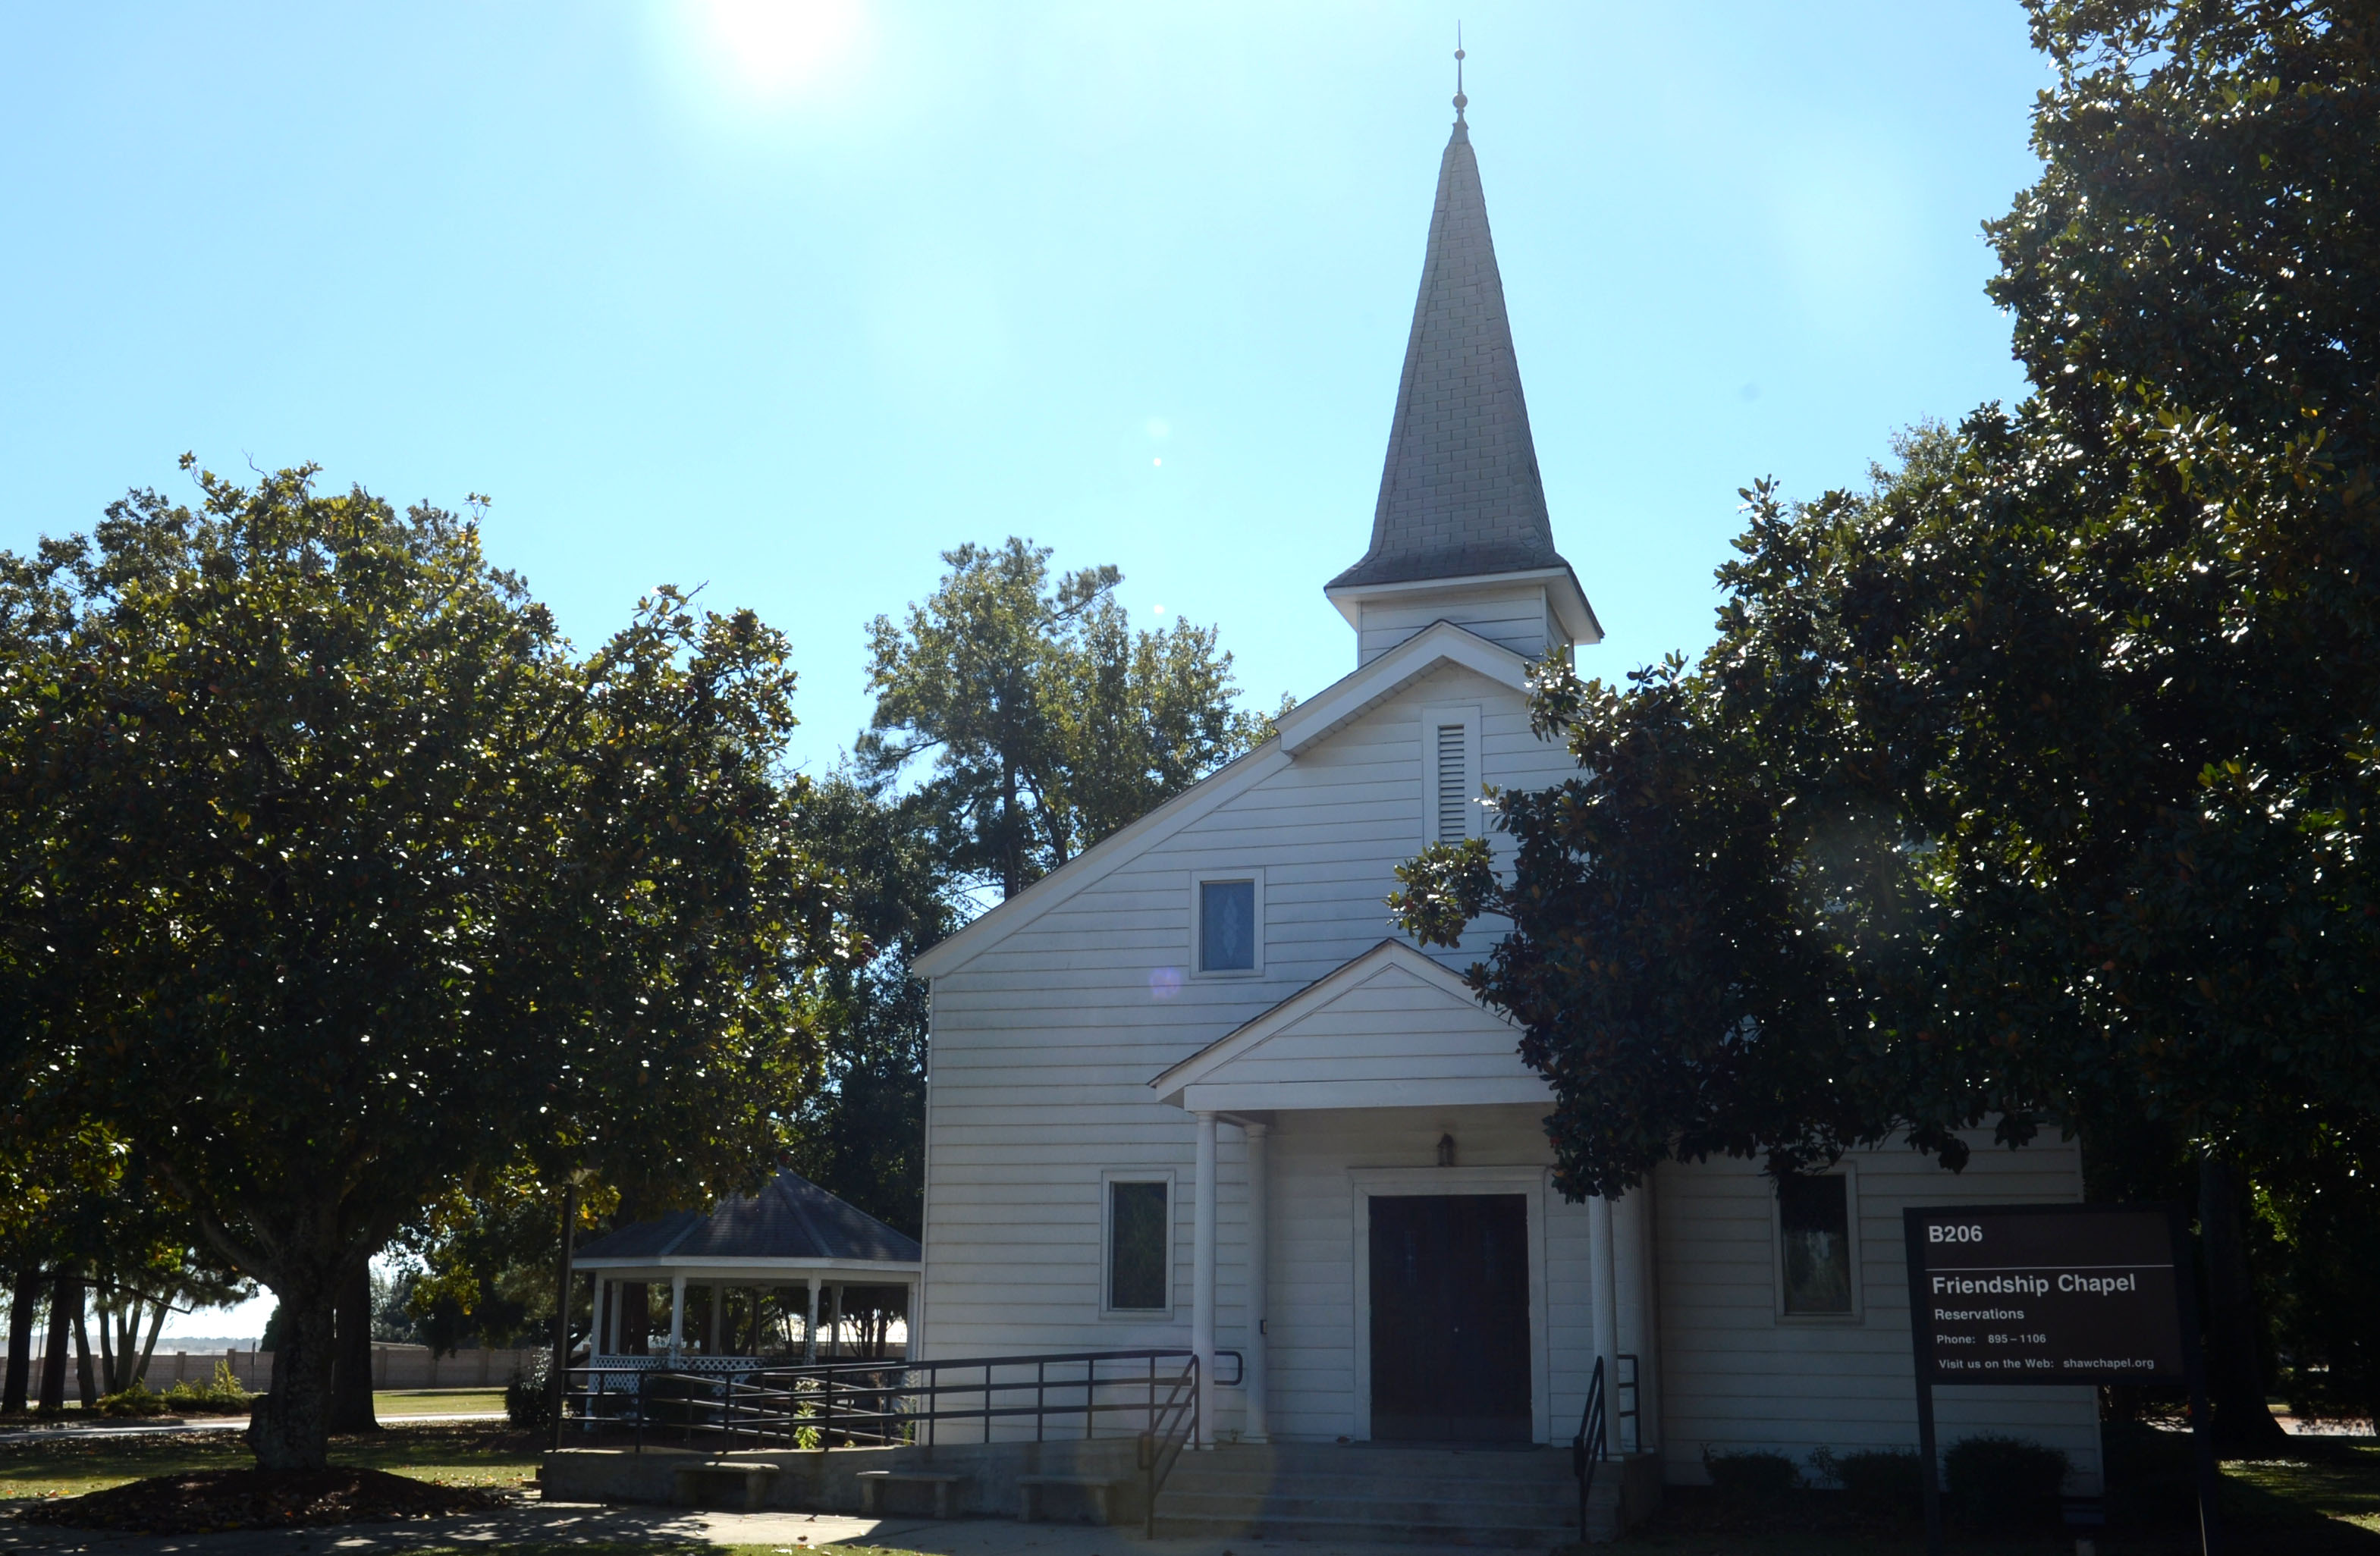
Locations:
1902;1203;2189;1385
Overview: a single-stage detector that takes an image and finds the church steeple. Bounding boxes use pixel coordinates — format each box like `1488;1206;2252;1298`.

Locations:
1328;89;1599;665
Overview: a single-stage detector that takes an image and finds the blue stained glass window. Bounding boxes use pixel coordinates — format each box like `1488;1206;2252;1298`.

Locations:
1199;879;1256;971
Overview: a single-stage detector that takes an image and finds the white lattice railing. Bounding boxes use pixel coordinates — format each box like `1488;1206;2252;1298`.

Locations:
586;1352;777;1379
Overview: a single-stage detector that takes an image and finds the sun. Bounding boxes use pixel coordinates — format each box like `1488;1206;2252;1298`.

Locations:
692;0;865;99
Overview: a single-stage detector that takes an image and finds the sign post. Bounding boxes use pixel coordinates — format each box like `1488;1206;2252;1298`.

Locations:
1901;1203;2215;1556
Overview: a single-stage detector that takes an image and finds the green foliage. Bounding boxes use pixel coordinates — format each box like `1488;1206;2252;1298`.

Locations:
1810;1446;1923;1514
861;537;1280;901
162;1360;253;1416
1942;1433;2070;1532
96;1382;170;1418
1701;1448;1800;1504
0;463;851;1469
2265;1156;2380;1431
504;1359;552;1432
779;770;956;1237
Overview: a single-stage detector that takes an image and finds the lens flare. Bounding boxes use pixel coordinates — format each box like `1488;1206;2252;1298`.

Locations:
694;0;863;98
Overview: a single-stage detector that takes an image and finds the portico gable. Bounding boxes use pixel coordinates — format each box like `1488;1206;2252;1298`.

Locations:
1151;939;1548;1113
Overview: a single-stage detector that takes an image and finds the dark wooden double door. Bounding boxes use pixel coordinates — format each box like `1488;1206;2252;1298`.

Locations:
1367;1194;1531;1441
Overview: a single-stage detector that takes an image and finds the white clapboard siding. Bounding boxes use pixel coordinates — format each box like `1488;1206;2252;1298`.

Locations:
1356;582;1556;664
919;620;2094;1473
1653;1135;2102;1492
920;660;1572;1438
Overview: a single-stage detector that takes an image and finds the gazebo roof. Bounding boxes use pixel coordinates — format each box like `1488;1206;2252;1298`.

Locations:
576;1168;920;1273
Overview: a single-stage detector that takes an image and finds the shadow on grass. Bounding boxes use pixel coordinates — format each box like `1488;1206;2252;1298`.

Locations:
0;1424;543;1502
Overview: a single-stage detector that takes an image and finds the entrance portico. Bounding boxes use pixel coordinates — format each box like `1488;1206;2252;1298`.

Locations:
1151;940;1653;1451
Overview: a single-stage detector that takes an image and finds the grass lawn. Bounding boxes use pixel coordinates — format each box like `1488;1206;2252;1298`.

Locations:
2228;1441;2380;1533
372;1388;507;1416
403;1550;930;1556
0;1423;541;1504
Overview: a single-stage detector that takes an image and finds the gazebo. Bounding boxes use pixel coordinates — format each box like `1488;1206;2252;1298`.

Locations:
575;1168;921;1373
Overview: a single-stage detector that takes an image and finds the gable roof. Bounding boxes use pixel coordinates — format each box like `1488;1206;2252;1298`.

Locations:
909;622;1527;982
1330;115;1577;598
574;1169;920;1269
1150;939;1547;1112
1274;618;1526;756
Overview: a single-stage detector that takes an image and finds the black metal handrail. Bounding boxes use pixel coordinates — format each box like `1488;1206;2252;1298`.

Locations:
565;1347;1201;1460
1571;1355;1608;1542
1141;1352;1200;1538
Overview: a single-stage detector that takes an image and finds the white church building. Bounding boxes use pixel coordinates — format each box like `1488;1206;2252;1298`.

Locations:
906;101;2101;1520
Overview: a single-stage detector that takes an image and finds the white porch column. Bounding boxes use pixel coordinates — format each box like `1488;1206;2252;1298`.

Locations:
804;1277;821;1363
667;1275;686;1358
1242;1119;1270;1445
601;1279;618;1356
902;1279;916;1362
1192;1109;1218;1449
1612;1183;1658;1452
708;1285;724;1356
1588;1193;1619;1459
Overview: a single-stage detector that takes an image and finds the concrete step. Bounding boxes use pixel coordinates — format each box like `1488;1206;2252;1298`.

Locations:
1153;1442;1619;1548
1160;1471;1576;1504
1158;1489;1582;1528
1151;1514;1580;1549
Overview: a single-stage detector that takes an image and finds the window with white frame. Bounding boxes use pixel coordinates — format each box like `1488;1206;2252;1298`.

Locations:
1775;1168;1860;1319
1102;1172;1173;1315
1418;704;1484;846
1191;868;1264;976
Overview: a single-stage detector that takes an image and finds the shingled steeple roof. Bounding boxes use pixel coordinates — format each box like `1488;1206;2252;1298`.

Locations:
1329;113;1575;594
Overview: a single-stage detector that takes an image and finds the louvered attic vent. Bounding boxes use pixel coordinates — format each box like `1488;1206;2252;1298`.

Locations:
1436;723;1468;843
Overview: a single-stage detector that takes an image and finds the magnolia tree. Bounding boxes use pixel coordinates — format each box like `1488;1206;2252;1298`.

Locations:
1394;0;2378;1444
0;463;850;1469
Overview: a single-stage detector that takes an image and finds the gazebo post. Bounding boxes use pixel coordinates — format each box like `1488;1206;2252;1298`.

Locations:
708;1284;724;1357
804;1277;821;1363
668;1275;686;1360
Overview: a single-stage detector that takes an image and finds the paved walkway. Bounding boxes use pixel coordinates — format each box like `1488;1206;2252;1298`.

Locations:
0;1501;1446;1556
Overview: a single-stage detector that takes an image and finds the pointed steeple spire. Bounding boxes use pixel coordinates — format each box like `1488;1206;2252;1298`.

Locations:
1329;101;1573;594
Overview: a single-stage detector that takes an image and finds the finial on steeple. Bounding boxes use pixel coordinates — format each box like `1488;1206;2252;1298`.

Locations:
1452;24;1468;121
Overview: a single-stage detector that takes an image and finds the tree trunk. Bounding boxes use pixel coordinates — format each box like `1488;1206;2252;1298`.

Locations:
96;1295;117;1394
548;1183;577;1451
134;1297;168;1390
112;1300;143;1394
328;1265;378;1433
1000;758;1020;900
247;1272;340;1470
37;1272;70;1413
2199;1151;2289;1451
3;1271;36;1413
70;1280;97;1407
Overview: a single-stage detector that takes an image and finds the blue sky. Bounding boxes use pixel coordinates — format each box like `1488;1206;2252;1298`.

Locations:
3;2;2052;785
6;2;2048;1336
